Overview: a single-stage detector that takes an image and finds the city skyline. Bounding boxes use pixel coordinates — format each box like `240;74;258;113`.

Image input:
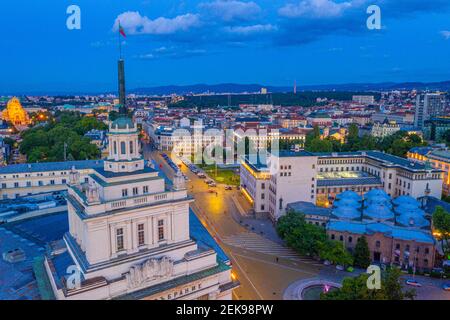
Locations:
2;0;450;94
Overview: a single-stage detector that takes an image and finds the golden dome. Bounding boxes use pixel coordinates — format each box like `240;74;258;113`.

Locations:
2;97;30;126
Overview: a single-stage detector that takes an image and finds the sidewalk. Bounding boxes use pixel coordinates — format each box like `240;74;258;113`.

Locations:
230;193;285;245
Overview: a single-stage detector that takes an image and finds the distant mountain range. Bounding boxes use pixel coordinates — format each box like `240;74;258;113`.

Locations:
131;81;450;95
3;81;450;97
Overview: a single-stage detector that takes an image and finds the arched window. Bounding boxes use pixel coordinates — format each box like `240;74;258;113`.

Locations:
121;141;126;154
113;141;117;154
348;236;353;243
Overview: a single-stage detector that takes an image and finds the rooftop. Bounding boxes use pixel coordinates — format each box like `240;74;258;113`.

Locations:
0;160;103;174
327;220;435;244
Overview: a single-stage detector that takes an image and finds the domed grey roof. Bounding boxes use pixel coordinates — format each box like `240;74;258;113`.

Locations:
363;203;394;221
365;189;389;200
393;195;420;207
365;196;392;208
332;206;361;220
397;212;430;228
111;117;134;130
395;204;425;216
336;190;362;201
334;198;361;208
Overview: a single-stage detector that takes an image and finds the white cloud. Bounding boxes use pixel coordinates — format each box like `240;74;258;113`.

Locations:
441;30;450;39
225;24;277;35
278;0;361;19
113;11;201;35
199;0;261;22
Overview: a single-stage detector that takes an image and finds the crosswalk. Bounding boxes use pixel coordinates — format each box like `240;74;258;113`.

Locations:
220;232;322;265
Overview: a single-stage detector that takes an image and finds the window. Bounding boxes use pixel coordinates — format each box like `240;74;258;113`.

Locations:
143;186;149;194
130;141;134;154
14;182;19;188
114;141;117;154
158;220;165;241
261;193;265;199
339;235;343;241
261;205;265;211
116;228;124;251
50;180;55;185
425;248;429;254
133;187;138;196
396;243;400;250
122;189;128;197
261;183;265;189
376;241;381;248
138;224;145;246
331;234;335;240
348;236;353;243
1;183;6;188
121;141;126;154
38;181;43;186
26;181;31;187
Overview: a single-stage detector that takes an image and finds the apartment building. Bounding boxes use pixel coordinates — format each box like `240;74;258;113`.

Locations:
0;160;104;199
240;150;443;222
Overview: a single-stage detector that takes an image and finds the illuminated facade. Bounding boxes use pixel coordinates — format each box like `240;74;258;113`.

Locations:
42;117;237;300
2;97;30;126
408;147;450;196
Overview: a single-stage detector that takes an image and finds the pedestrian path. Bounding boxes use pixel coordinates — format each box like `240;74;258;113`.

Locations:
221;232;321;265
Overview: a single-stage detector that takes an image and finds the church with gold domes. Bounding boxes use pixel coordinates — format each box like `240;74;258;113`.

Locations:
2;97;31;127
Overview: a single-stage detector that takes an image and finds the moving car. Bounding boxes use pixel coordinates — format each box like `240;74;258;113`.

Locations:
405;279;422;287
225;186;233;190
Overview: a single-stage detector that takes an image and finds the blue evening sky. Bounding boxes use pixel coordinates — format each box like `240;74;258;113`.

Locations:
2;0;450;94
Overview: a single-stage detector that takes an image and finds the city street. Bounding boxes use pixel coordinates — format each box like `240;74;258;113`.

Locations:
142;144;323;300
142;143;450;300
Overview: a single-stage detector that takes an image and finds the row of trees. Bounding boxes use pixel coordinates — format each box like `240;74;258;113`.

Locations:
304;124;427;158
276;211;371;268
321;267;416;300
20;111;107;163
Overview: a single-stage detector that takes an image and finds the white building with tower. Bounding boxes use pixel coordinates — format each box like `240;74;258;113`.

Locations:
42;116;237;300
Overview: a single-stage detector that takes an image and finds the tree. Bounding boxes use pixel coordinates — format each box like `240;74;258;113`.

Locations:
353;236;371;268
307;138;333;153
346;123;360;151
319;240;353;266
277;211;327;257
321;267;416;300
433;206;450;257
19;111;103;163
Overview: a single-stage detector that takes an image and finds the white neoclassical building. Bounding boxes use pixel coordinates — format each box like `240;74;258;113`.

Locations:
43;117;237;300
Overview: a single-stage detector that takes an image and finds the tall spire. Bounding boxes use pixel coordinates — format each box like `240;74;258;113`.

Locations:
118;59;126;114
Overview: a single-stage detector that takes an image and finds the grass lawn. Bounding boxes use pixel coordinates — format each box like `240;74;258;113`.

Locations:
204;168;240;186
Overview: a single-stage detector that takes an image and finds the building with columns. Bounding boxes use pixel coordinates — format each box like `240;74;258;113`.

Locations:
42;116;237;300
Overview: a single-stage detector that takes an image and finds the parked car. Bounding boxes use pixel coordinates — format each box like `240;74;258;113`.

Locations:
236;186;241;190
225;186;233;190
209;182;217;187
336;265;344;271
323;260;331;266
405;279;422;287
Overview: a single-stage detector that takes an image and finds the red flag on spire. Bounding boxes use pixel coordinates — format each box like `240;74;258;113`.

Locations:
119;22;126;38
